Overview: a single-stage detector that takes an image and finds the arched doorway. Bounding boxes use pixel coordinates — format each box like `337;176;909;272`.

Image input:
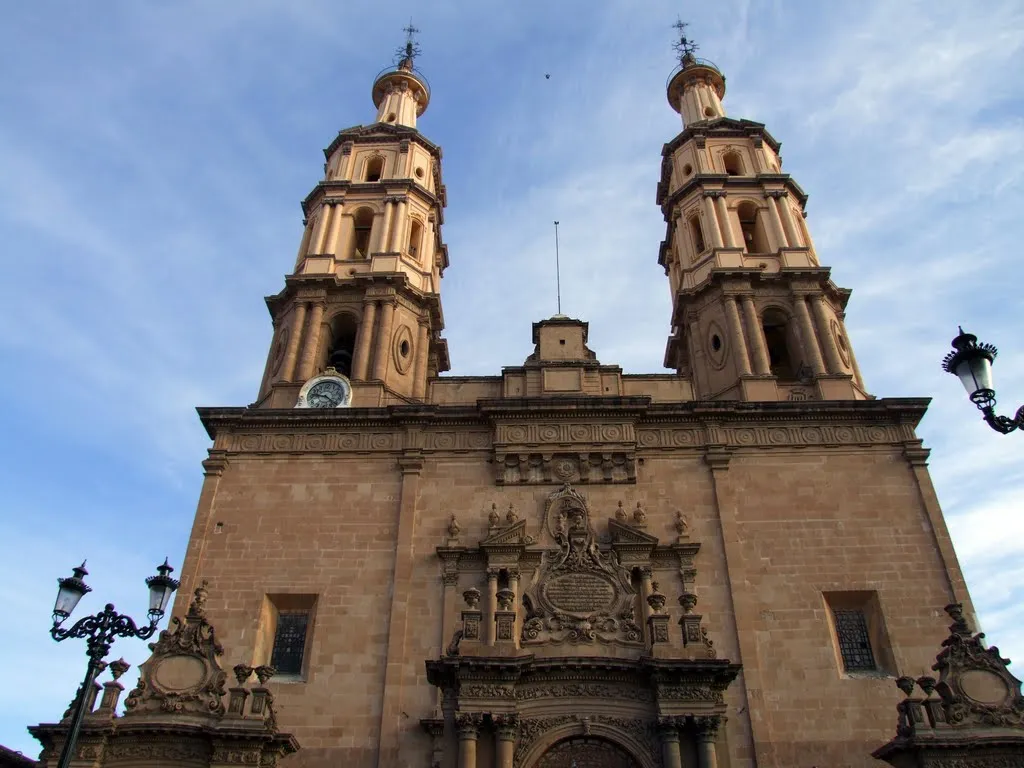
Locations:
534;737;640;768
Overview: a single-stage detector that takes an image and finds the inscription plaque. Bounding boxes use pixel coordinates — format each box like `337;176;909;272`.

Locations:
543;573;616;615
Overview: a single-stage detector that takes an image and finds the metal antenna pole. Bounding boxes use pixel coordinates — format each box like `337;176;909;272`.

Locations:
554;220;561;315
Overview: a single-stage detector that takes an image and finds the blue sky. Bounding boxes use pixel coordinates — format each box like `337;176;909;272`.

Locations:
1;0;1022;757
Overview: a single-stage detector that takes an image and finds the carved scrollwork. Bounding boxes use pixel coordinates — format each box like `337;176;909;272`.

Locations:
460;684;515;700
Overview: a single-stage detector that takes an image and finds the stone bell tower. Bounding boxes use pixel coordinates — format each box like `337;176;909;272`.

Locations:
255;28;450;408
657;28;867;402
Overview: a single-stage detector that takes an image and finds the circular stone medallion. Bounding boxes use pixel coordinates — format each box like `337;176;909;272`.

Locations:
153;656;206;693
960;669;1010;706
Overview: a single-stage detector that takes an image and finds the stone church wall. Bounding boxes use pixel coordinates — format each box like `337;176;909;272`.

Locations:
174;400;971;767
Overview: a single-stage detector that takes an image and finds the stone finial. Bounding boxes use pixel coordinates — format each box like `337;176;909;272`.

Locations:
462;587;481;609
254;665;276;685
188;579;210;617
679;593;698;614
916;676;936;697
505;502;519;524
895;676;916;697
632;501;647;526
646;582;667;614
496;588;515;611
108;658;130;681
234;664;255;686
945;602;971;635
488;503;500;528
615;501;627;521
447;514;461;539
674;511;689;538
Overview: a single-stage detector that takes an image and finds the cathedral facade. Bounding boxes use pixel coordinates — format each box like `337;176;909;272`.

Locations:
173;39;976;768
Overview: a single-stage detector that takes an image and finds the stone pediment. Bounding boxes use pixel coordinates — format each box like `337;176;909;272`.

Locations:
607;518;659;546
481;518;533;548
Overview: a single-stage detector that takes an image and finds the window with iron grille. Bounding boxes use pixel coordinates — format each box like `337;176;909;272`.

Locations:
833;608;876;672
270;611;309;676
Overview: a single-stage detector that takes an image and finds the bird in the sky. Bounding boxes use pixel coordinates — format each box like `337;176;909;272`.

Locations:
545;73;550;79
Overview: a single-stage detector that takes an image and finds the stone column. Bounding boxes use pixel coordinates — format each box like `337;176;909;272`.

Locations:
377;452;425;765
714;194;737;248
701;194;724;249
324;202;342;255
340;144;354;180
379;200;395;253
412;320;431;399
694;138;707;173
740;296;770;375
811;294;844;374
370;211;386;254
371;300;395;381
336;214;355;260
310;207;329;254
776;193;802;247
296;301;325;380
493;714;518;768
766;194;789;248
793;296;826;375
390;199;408;253
456;714;481;768
723;295;751;376
485;569;499;645
695;716;722;768
507;568;522;642
281;302;307;381
352;300;377;381
658;718;683;768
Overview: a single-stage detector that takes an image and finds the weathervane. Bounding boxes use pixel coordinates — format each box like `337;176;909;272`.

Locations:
672;19;699;65
395;20;422;67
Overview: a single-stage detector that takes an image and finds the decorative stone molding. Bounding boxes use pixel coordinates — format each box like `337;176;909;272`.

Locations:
520;485;643;647
874;604;1024;765
29;583;299;768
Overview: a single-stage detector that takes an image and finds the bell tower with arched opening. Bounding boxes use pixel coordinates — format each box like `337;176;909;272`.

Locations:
657;25;867;402
256;26;450;408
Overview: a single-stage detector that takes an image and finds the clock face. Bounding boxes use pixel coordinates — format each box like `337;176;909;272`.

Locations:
306;379;350;408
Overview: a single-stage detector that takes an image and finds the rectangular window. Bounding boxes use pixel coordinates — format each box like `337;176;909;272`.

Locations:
271;611;310;676
832;609;876;671
823;590;896;677
255;594;317;681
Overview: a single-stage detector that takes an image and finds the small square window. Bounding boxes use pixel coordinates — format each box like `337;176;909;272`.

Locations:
832;609;876;672
255;594;317;681
823;590;896;677
271;611;310;677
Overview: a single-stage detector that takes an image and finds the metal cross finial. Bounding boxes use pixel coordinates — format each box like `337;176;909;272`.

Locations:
672;18;700;64
397;20;422;65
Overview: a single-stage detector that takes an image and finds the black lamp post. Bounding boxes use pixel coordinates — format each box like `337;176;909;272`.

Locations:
942;327;1024;434
49;559;179;768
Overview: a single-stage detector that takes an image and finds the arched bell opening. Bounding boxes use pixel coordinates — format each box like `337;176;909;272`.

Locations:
761;307;799;381
324;313;358;379
350;207;374;259
737;201;770;255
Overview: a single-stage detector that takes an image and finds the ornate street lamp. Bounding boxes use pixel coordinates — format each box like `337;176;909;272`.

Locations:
942;327;1024;434
49;559;179;768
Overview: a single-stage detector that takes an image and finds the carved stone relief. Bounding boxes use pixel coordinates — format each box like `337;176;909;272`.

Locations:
521;485;643;646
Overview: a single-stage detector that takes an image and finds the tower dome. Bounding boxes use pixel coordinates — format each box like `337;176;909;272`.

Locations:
371;28;430;128
666;23;727;127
